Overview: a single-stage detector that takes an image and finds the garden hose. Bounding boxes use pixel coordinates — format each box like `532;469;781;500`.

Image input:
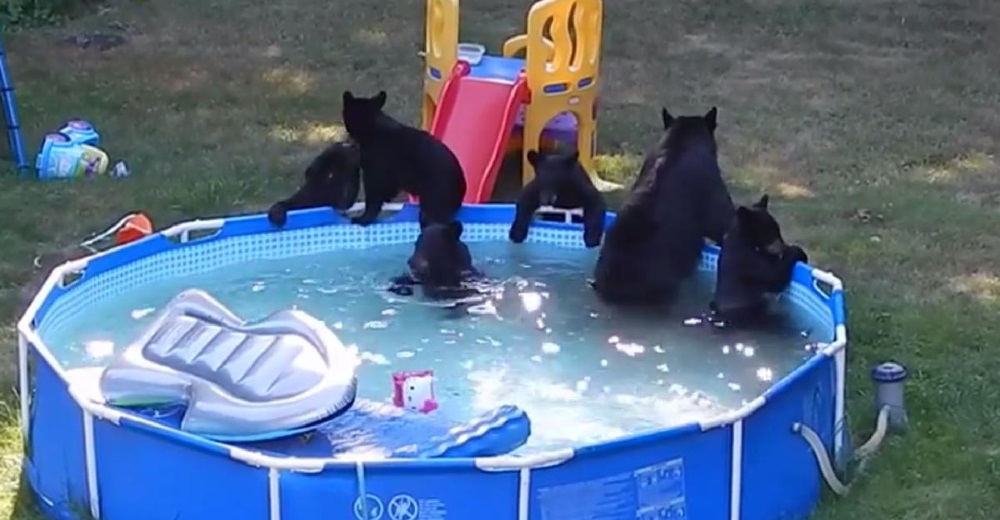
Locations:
793;405;890;496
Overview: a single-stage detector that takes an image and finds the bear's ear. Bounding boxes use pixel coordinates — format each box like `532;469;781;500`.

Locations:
661;108;675;130
754;194;769;210
526;150;540;167
342;91;355;105
704;107;718;132
374;91;388;109
448;220;464;240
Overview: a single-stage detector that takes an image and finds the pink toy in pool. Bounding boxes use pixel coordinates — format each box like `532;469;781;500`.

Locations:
392;370;439;414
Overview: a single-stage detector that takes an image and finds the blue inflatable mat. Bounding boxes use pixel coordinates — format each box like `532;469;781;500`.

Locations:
240;399;532;459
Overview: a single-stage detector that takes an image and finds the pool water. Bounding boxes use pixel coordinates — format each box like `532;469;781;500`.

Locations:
45;241;823;454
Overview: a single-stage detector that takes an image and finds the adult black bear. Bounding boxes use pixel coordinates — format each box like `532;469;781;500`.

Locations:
708;194;808;328
508;149;607;248
341;90;466;227
591;106;735;304
268;140;361;227
388;220;483;300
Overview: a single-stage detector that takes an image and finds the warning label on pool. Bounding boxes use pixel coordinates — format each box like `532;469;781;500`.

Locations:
352;492;447;520
535;458;687;520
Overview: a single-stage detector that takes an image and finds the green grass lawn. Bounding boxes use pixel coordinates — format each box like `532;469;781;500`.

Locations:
1;0;999;517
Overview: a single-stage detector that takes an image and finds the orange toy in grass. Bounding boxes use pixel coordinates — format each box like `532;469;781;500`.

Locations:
114;212;153;245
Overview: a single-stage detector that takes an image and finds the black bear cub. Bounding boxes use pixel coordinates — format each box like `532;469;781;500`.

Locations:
341;90;466;228
509;149;607;248
268;141;361;227
389;221;482;300
591;106;735;304
709;194;808;328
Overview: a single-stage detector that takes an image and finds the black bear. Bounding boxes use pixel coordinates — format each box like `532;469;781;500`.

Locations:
20;246;89;319
708;194;809;328
268;140;361;227
388;220;483;300
341;90;466;227
591;106;735;304
509;149;607;248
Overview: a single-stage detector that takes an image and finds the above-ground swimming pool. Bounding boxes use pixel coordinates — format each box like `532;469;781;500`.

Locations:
19;203;847;520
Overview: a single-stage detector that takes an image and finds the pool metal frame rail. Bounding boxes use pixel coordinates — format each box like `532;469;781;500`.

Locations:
17;202;848;520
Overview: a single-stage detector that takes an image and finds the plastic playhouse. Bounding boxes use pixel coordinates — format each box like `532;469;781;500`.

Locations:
420;0;618;204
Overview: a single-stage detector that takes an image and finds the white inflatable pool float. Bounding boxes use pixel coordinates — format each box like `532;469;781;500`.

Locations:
96;289;359;440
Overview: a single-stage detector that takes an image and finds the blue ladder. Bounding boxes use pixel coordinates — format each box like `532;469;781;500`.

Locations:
0;33;27;173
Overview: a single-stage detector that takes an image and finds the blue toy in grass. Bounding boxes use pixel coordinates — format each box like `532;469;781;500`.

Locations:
35;120;109;180
35;132;109;180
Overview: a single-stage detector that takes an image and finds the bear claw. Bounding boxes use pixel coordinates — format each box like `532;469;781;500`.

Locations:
267;207;287;228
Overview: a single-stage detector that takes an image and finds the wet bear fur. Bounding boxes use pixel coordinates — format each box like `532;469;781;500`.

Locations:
268;140;361;227
509;149;607;248
591;106;735;304
709;194;808;327
389;220;483;300
341;90;466;227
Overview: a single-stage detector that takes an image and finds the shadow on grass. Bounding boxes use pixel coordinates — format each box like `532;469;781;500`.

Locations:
0;387;42;520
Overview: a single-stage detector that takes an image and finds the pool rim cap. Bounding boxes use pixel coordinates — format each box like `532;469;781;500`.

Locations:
871;361;909;383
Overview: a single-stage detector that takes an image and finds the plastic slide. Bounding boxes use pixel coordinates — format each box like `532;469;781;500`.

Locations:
422;61;530;204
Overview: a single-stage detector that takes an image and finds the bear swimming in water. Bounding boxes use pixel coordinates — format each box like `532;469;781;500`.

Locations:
389;220;483;301
708;194;808;328
591;106;735;304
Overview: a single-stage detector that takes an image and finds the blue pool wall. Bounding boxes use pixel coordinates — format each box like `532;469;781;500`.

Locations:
19;203;848;520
